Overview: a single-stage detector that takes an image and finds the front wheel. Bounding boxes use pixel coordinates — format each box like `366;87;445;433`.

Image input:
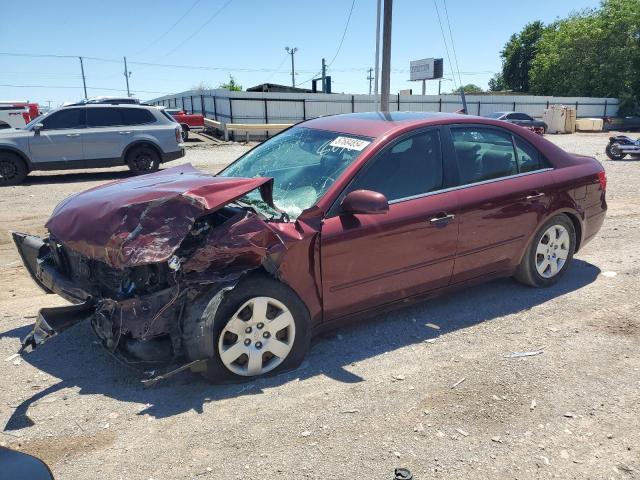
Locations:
515;215;576;287
198;275;311;383
0;152;28;186
605;142;627;160
126;145;160;174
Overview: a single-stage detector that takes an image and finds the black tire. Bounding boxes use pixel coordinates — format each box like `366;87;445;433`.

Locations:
605;142;626;160
180;125;189;141
126;145;160;174
514;215;576;288
0;151;28;186
196;274;311;383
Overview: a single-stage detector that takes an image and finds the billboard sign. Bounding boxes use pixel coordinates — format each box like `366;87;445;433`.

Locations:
410;58;444;81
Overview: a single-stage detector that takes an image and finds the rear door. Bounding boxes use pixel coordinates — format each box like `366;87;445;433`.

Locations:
28;108;85;165
321;128;460;321
446;125;554;283
82;107;128;161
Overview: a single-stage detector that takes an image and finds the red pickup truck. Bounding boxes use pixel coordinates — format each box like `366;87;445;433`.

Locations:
165;108;204;140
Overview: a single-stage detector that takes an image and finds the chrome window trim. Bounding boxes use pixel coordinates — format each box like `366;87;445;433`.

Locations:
388;167;554;205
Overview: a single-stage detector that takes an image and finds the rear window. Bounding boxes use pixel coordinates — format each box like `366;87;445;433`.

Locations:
160;109;178;123
121;108;155;125
87;108;123;127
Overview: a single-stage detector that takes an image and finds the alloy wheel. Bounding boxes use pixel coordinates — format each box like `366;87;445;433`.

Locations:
218;296;296;376
535;224;570;278
0;160;18;181
133;153;153;171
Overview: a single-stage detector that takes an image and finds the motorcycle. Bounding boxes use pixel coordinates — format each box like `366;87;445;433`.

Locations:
605;135;640;160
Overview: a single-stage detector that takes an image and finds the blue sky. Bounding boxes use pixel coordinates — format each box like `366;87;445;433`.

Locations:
1;0;600;106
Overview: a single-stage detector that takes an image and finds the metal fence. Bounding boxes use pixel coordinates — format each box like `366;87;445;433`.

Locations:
150;89;619;139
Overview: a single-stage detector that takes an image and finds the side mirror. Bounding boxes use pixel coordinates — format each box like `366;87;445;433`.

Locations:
341;190;389;215
33;123;44;135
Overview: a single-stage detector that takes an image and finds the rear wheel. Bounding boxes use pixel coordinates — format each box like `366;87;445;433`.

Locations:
180;125;189;141
0;152;28;186
515;215;576;287
606;142;627;160
126;145;160;174
198;275;311;383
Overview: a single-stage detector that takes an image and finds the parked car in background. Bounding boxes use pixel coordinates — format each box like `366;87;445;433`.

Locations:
486;111;547;135
14;112;606;383
85;96;140;105
604;116;640;132
0;101;40;129
0;103;184;185
164;108;205;140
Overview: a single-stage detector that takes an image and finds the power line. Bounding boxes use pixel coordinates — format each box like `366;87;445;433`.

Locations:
0;83;172;94
263;54;289;83
297;0;357;86
133;0;202;55
1;51;492;76
442;0;463;89
151;0;233;60
432;0;457;90
327;0;356;67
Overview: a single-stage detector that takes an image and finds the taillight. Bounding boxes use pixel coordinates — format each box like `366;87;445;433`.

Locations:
175;126;182;143
598;170;607;191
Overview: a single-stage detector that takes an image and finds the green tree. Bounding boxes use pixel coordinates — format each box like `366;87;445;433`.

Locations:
488;73;507;92
530;0;640;114
451;84;484;94
500;21;546;92
218;75;243;92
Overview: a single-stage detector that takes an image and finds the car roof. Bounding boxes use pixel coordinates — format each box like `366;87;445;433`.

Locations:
62;103;153;109
301;111;493;138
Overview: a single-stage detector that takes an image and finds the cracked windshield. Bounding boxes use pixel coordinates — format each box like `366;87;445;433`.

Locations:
220;127;372;218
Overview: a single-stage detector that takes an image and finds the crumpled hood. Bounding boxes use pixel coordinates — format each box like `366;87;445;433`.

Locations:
46;164;274;268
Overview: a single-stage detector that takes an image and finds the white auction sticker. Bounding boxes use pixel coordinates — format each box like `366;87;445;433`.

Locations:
329;136;371;151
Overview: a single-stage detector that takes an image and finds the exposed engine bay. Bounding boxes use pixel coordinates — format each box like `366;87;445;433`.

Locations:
14;165;292;371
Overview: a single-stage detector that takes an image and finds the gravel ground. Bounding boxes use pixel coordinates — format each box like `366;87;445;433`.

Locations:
0;132;638;479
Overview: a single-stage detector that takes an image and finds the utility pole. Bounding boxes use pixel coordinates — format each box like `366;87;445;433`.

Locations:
78;56;87;99
380;0;393;111
123;56;131;97
367;68;374;95
285;47;298;87
373;0;381;109
321;58;327;93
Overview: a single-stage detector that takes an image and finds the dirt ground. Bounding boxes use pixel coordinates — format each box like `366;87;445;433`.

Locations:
0;132;638;479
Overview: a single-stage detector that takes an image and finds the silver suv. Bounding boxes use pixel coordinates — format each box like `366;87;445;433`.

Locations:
0;103;185;185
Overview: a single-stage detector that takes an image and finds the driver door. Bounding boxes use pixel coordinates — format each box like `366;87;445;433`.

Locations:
28;108;85;165
320;128;460;321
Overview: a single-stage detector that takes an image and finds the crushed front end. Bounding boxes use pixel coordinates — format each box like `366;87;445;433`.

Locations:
13;164;288;369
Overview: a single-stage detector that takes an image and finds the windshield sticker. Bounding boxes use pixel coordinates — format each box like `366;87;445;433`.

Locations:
328;136;371;151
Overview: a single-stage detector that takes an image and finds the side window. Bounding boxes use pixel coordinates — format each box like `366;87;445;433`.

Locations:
514;136;550;173
86;108;123;127
451;127;517;184
41;109;85;130
347;130;443;202
122;108;155;125
510;113;530;121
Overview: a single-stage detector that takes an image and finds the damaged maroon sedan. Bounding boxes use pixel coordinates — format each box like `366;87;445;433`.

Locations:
13;112;607;382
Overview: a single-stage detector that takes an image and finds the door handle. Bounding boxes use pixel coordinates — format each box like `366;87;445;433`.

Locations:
66;133;80;137
118;131;132;135
526;192;545;200
429;213;455;225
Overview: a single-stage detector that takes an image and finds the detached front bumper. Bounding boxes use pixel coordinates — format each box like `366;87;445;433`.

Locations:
12;232;91;304
12;232;177;363
13;232;95;352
